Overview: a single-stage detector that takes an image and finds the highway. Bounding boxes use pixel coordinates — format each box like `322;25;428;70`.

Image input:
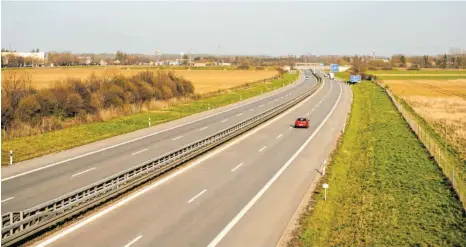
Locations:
1;70;315;213
34;74;352;247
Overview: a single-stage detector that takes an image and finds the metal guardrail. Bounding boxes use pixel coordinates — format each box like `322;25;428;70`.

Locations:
1;71;323;246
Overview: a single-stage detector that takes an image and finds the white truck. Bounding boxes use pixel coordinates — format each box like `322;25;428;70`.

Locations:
329;72;335;80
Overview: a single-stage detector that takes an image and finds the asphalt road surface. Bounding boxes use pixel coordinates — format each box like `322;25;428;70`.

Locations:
34;74;352;247
2;70;315;213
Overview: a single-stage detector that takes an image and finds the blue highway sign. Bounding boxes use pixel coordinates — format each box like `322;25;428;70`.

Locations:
330;64;339;73
350;75;361;83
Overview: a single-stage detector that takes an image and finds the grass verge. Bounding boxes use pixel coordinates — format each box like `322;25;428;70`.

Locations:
1;72;298;165
293;81;465;246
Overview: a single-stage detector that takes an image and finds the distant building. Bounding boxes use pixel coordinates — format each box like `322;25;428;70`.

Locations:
168;60;179;66
77;56;92;66
100;59;107;66
193;60;209;67
1;51;45;66
113;60;121;65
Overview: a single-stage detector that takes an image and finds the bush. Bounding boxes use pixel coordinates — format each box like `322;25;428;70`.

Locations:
407;65;421;70
1;96;14;128
65;93;84;117
103;85;124;107
36;90;59;116
238;62;250;70
161;85;173;99
1;70;195;136
16;95;41;123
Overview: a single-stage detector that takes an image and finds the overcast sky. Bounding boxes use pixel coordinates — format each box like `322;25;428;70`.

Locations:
2;1;465;56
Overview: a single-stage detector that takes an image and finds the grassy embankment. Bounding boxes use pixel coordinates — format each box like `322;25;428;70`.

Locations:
1;72;298;165
294;81;465;246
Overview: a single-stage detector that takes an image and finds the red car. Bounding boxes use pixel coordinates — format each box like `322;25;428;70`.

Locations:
294;117;309;128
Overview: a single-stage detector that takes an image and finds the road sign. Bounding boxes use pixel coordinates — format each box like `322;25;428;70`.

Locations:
350;75;361;83
330;64;339;73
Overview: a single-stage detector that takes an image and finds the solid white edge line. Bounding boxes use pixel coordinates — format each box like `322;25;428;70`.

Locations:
71;167;97;178
1;197;15;203
206;81;342;247
231;163;244;172
258;146;267;152
187;189;207;204
33;75;322;247
172;136;183;141
131;149;148;156
3;76;306;182
123;235;143;247
276;134;283;139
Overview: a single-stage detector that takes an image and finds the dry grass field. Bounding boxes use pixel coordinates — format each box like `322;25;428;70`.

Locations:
1;67;278;93
384;79;466;159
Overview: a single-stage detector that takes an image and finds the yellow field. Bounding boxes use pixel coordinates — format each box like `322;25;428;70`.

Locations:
376;74;466;77
384;79;466;159
1;67;278;93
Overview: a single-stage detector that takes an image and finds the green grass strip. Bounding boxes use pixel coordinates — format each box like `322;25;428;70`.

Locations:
1;72;298;165
296;81;465;246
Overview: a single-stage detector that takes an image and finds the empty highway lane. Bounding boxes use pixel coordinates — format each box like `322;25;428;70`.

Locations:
35;76;352;247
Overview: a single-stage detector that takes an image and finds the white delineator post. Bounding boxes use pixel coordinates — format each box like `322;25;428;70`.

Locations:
9;150;13;165
323;183;329;201
322;159;327;175
148;117;151;127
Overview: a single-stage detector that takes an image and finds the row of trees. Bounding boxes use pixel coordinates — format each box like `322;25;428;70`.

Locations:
1;71;194;130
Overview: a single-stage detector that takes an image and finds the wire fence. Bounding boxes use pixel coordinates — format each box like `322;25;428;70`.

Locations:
377;81;465;209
